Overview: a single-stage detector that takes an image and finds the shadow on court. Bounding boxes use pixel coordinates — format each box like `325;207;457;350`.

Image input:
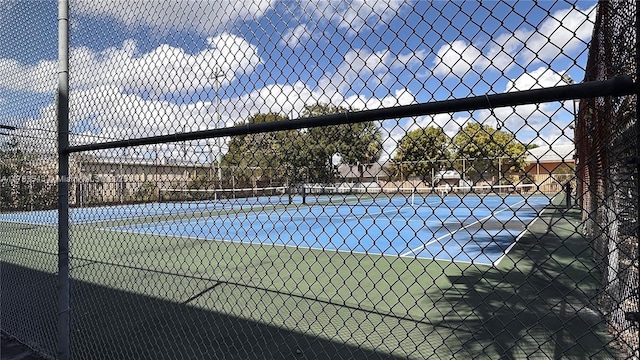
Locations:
1;201;616;359
438;205;616;358
2;260;406;359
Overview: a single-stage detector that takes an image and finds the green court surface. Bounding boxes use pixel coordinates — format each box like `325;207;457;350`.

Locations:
0;195;617;359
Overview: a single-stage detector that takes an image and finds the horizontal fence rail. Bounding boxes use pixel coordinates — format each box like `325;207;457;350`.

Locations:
65;76;635;153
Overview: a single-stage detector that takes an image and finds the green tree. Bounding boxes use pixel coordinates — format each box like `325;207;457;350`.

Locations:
134;181;158;202
221;113;297;188
299;103;382;183
392;126;450;182
221;105;383;187
338;121;383;183
298;104;348;183
452;122;526;183
0;137;56;211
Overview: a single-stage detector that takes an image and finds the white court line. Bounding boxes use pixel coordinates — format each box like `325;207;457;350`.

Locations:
491;195;557;267
102;224;498;266
0;202;234;226
491;212;544;267
399;199;527;257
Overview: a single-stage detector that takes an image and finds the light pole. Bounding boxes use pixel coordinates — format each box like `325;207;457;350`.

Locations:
561;73;578;206
561;74;577;123
212;66;224;190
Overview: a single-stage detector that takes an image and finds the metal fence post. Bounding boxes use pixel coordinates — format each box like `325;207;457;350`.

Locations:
57;0;70;358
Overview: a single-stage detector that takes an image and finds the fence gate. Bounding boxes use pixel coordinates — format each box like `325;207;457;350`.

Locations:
1;1;640;359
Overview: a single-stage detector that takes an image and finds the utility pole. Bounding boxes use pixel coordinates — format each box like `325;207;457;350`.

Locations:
212;66;224;190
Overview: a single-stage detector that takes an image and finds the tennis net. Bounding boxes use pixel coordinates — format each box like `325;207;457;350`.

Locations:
389;183;540;197
159;186;288;203
303;183;540;197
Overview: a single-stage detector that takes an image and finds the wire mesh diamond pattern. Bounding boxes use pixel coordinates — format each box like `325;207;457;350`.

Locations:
1;1;639;359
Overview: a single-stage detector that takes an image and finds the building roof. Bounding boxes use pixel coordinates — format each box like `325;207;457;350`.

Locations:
337;163;388;178
525;144;575;164
434;170;461;180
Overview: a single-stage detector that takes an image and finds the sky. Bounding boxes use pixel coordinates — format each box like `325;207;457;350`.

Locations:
0;0;597;163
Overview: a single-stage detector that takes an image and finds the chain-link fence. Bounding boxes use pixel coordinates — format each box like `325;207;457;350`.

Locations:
2;1;639;359
0;0;60;357
577;0;639;357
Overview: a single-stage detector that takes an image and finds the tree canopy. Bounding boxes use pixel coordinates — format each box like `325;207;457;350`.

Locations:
0;137;57;211
299;104;383;183
220;107;527;188
221;112;295;188
392;126;450;181
391;123;527;184
220;104;383;186
452;122;526;183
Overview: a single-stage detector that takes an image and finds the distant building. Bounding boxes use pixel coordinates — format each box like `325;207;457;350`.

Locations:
336;162;391;183
523;144;575;192
433;170;462;188
73;157;211;205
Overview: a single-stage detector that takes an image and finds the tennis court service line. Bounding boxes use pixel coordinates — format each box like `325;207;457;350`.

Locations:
399;199;527;258
491;207;547;267
491;194;557;267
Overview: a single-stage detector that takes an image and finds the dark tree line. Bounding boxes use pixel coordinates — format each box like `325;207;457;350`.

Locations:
220;103;383;187
392;122;527;184
0;137;57;211
204;102;529;189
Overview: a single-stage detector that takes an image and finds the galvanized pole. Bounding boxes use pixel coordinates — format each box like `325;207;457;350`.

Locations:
57;0;71;359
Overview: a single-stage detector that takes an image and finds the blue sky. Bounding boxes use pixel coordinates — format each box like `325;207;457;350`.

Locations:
0;0;597;161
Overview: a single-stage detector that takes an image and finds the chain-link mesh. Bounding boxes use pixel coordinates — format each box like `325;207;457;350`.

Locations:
0;0;59;358
2;1;640;359
577;0;639;357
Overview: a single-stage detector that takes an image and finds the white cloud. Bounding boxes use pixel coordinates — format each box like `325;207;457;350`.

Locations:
504;66;567;91
517;5;597;64
11;56;579;166
252;81;315;117
482;32;525;73
18;85;220;161
432;40;489;78
73;0;276;33
503;66;573;122
0;58;56;93
380;66;575;152
13;34;428;161
468;67;576;145
71;34;262;96
318;47;428;95
17;64;574;163
279;25;312;48
19;77;421;163
431;4;596;78
307;0;409;35
415;113;470;137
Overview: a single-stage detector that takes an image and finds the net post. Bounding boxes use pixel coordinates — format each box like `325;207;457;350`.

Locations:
411;188;415;206
302;185;306;205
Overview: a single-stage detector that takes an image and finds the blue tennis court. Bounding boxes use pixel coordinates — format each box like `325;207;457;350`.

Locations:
110;194;550;266
0;195;292;225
